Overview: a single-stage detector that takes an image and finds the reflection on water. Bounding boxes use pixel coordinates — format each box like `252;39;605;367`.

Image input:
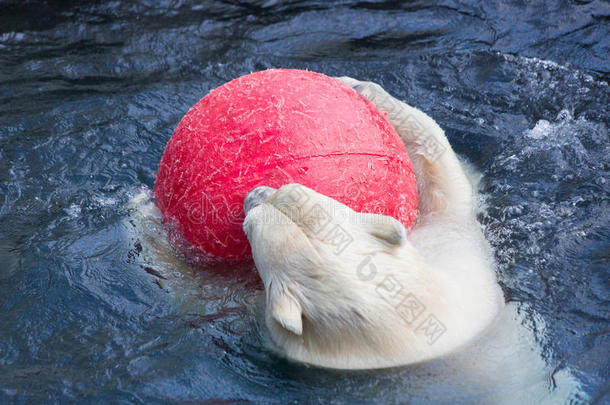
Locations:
0;0;607;403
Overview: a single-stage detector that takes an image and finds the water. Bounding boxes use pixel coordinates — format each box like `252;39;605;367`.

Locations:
0;1;608;403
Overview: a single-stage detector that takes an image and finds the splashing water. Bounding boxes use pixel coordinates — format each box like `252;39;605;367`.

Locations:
0;0;607;403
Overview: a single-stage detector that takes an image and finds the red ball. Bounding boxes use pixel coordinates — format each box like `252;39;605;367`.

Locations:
154;69;417;261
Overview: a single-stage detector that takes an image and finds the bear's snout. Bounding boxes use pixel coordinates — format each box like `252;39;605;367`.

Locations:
244;186;277;215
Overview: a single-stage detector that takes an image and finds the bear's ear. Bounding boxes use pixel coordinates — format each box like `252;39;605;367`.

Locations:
360;213;407;247
269;286;303;335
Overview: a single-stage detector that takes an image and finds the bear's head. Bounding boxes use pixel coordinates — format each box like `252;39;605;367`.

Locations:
242;184;430;366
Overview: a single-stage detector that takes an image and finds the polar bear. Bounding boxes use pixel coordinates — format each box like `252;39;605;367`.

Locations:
125;189;583;402
242;77;505;369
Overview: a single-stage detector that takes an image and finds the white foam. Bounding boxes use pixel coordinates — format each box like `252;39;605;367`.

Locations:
65;204;82;218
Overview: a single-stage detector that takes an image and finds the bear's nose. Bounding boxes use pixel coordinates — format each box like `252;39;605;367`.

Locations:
244;186;277;215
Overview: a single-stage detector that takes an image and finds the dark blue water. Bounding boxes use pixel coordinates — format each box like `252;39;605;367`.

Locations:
1;1;608;403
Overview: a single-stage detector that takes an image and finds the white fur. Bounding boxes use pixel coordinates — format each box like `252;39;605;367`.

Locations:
242;78;505;369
